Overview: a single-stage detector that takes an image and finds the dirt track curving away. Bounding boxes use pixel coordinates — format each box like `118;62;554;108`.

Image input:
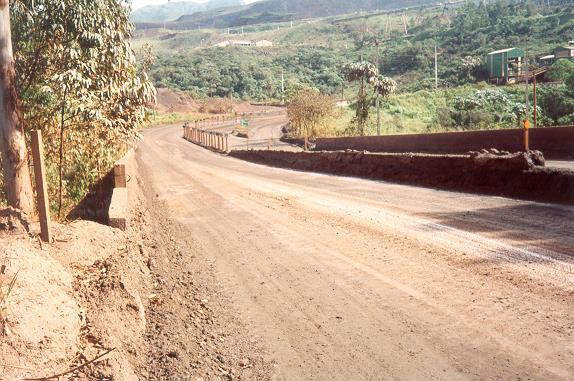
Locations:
138;123;574;380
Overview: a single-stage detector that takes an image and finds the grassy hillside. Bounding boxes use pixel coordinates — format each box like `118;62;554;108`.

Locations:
131;0;244;23
136;0;440;29
136;1;574;135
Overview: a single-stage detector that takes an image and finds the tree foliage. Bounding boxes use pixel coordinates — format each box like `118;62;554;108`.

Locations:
343;61;396;135
287;89;335;149
150;47;344;101
547;59;574;82
10;0;156;215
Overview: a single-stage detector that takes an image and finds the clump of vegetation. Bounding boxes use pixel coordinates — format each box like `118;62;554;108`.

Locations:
287;89;335;149
0;270;18;336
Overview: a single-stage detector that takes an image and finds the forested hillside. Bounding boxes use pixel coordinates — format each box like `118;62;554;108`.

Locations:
137;0;574;135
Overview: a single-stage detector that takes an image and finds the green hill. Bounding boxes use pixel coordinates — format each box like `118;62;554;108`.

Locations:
135;0;439;29
131;0;244;23
137;1;574;134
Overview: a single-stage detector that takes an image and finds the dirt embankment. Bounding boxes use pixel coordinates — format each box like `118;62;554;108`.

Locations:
154;87;268;115
0;217;149;379
229;150;574;205
0;148;271;380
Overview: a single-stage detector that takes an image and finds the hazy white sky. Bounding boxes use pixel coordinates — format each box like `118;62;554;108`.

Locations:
131;0;259;10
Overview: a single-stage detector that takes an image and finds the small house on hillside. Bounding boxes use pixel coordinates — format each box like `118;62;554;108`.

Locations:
255;40;273;47
554;46;574;60
214;40;231;48
539;54;555;66
231;40;253;47
487;47;525;84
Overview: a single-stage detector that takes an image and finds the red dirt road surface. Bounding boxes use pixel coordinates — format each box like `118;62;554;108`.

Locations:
138;123;574;380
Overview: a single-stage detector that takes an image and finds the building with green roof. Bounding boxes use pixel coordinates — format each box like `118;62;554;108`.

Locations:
487;47;525;84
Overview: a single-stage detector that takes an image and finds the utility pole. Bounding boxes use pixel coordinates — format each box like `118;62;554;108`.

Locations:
434;45;438;89
376;94;381;135
533;73;537;128
524;55;530;151
377;47;382;135
402;14;408;35
281;68;285;104
525;55;530;119
340;84;344;116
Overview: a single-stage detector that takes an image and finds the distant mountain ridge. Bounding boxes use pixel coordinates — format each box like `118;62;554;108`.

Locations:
135;0;439;29
131;0;245;23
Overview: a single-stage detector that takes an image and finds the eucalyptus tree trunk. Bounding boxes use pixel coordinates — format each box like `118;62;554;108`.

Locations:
0;1;34;215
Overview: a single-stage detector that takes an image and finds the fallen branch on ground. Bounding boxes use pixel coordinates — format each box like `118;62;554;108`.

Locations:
23;347;116;380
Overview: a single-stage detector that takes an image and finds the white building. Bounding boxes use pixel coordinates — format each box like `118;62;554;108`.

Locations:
231;40;253;47
214;40;231;48
255;40;273;47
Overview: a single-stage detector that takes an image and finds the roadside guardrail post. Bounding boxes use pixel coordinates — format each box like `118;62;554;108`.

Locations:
31;130;52;242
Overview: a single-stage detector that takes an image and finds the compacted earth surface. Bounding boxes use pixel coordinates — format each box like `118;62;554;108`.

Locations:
136;122;574;380
2;117;572;380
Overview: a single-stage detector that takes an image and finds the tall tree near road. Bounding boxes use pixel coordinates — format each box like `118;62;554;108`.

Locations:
344;61;378;136
343;62;396;136
10;0;156;217
0;0;34;214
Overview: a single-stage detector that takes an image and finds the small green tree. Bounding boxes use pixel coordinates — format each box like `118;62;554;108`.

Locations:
343;62;396;136
343;62;378;135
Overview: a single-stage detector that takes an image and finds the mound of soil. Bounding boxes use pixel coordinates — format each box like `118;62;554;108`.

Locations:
229;150;574;205
155;87;200;113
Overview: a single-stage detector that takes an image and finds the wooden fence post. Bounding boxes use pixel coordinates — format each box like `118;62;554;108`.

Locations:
30;130;52;243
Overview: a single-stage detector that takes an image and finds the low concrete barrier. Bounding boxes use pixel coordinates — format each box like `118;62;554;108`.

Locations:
229;150;574;205
108;149;134;230
315;127;574;160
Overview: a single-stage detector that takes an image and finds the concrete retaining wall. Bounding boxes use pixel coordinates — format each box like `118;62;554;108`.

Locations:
229;150;574;205
315;127;574;159
108;149;135;230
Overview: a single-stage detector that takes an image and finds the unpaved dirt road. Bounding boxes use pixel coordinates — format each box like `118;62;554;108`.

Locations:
139;123;574;380
204;109;296;151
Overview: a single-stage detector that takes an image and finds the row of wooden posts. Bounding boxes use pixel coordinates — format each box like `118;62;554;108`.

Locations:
183;125;229;153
